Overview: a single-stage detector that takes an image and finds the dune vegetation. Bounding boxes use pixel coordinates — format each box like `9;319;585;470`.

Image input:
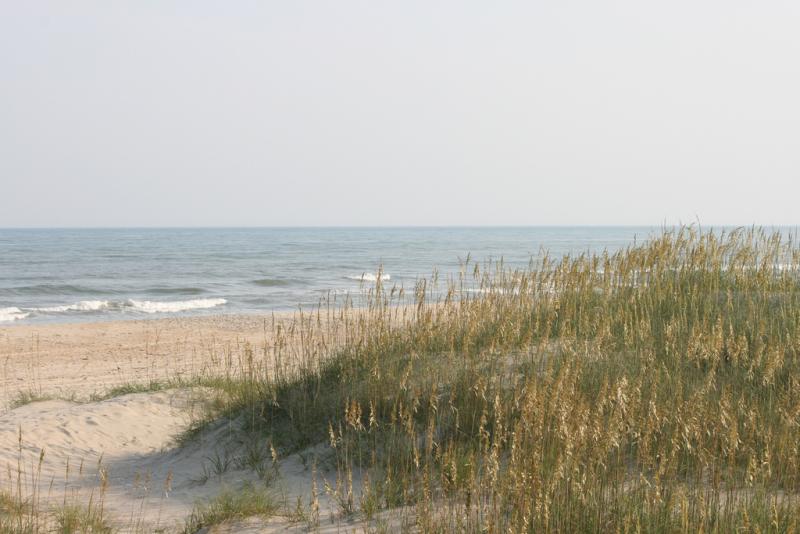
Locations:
177;226;799;532
3;226;799;532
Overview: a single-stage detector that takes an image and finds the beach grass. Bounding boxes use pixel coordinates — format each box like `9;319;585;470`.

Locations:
7;391;58;410
4;226;800;532
183;226;800;531
181;485;276;533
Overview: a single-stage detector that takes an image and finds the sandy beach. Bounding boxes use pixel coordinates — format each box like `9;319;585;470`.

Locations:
1;314;290;407
0;313;379;532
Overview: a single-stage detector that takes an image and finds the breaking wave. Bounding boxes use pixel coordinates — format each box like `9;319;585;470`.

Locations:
345;273;391;282
4;298;228;321
0;307;29;322
33;300;110;313
125;298;227;314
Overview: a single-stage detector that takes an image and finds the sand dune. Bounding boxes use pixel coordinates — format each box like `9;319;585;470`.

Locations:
0;387;377;532
0;315;384;532
1;389;207;530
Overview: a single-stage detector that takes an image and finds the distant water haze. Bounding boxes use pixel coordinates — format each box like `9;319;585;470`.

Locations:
1;226;661;324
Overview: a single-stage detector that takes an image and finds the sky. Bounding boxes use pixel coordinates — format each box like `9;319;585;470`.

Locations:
1;1;798;227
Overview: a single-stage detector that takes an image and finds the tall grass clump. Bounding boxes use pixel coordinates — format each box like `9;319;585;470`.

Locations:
182;484;276;533
0;445;113;534
189;227;800;532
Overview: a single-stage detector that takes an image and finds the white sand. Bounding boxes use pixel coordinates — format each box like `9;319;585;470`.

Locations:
0;315;392;532
0;387;382;532
0;314;285;407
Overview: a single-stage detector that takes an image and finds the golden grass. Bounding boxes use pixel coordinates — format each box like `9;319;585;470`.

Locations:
199;226;800;532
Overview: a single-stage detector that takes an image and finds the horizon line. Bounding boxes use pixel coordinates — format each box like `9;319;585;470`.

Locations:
1;223;797;231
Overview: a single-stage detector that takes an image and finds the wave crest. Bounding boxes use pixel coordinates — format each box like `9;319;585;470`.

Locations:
0;307;29;322
125;298;227;314
345;273;391;282
34;300;110;313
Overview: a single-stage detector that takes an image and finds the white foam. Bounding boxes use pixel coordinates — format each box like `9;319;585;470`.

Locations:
0;307;30;322
34;300;110;313
345;273;391;282
126;298;227;314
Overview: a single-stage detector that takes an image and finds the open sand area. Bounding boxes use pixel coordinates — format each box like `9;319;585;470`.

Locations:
0;314;389;532
0;314;292;406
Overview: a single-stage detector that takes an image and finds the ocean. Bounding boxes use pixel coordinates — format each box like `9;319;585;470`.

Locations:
0;226;666;324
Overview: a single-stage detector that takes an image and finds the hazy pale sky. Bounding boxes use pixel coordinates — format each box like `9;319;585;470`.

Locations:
1;2;798;227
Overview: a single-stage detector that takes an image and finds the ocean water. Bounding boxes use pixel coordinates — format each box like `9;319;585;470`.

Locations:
0;227;659;324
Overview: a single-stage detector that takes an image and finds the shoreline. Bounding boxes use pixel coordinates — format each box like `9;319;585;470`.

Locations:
1;301;421;410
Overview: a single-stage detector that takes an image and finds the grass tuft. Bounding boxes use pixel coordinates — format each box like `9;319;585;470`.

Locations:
9;391;58;409
183;486;276;533
54;503;113;534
